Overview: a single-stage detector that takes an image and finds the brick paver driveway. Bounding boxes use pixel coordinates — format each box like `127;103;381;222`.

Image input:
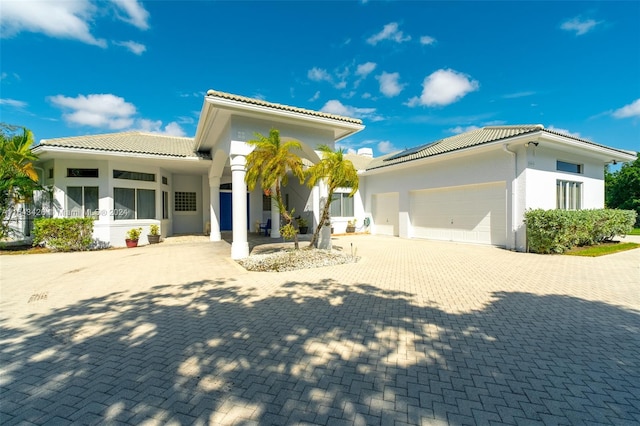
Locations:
1;235;639;425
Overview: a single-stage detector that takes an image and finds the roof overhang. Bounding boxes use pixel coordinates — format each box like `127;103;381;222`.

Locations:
194;93;364;152
363;131;637;175
33;146;212;174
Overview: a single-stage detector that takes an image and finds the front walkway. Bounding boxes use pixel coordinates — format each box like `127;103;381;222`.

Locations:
1;236;639;425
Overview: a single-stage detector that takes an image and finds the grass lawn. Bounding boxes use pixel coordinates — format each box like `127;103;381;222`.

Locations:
629;228;640;236
566;242;640;257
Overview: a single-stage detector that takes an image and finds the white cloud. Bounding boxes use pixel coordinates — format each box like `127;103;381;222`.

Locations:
449;125;480;134
356;62;377;77
308;66;348;89
367;22;411;45
308;67;332;82
111;0;150;30
376;72;404;97
503;91;535;99
309;91;320;101
407;69;479;107
547;125;581;138
612;99;640;118
48;93;136;129
114;40;146;55
138;119;186;136
0;98;27;109
362;92;372;99
419;35;436;45
377;141;398;154
335;143;357;155
0;0;106;47
1;0;149;48
561;17;601;36
320;100;382;121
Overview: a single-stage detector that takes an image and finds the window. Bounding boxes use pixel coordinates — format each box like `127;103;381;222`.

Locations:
48;168;54;179
67;168;98;178
67;186;99;218
162;176;168;185
113;170;155;182
114;188;156;220
557;160;582;174
330;193;354;217
162;191;169;219
175;191;197;211
262;194;272;211
557;180;582;210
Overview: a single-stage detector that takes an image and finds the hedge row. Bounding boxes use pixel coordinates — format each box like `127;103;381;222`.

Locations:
524;209;637;254
32;218;94;252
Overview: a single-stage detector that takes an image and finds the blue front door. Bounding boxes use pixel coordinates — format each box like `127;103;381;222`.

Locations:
219;192;250;231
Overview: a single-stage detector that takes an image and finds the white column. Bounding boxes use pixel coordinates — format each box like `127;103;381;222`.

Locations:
317;180;332;250
230;155;249;259
209;175;221;241
270;186;281;238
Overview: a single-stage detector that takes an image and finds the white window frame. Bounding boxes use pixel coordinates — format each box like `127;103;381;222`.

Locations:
556;180;582;210
67;186;99;219
114;187;156;220
330;191;354;217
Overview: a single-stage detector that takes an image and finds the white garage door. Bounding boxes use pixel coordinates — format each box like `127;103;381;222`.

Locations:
410;182;507;246
372;192;399;236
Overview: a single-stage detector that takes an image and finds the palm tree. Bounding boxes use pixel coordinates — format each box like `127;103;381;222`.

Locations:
1;124;40;239
245;128;305;249
306;145;359;248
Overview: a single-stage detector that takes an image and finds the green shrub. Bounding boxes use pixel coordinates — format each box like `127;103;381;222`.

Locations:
525;209;636;254
32;218;94;252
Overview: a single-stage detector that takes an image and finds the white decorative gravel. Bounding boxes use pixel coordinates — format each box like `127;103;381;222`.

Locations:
237;249;358;272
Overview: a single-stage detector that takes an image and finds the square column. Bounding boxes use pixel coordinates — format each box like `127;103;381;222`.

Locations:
209;175;221;241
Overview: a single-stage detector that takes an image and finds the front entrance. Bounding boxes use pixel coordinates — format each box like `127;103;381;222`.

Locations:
219;192;250;231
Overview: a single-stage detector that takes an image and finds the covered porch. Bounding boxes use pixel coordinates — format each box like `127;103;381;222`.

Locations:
194;90;363;259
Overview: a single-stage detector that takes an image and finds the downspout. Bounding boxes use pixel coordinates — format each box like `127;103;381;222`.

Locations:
502;144;517;250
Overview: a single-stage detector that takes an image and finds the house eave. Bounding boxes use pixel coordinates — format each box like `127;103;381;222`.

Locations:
195;96;364;151
363;130;637;175
32;145;210;162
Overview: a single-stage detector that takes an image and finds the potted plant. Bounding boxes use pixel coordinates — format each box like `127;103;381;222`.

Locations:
346;219;356;233
148;224;161;244
125;227;142;248
296;216;309;234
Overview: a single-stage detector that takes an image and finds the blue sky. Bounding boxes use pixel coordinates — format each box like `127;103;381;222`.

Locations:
1;0;639;157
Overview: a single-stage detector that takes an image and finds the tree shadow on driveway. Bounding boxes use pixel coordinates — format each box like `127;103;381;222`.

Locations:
1;278;639;424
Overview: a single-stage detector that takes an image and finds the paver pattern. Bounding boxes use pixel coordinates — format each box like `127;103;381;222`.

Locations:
1;235;639;425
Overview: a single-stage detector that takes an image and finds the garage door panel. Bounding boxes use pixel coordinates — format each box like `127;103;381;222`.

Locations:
410;182;506;246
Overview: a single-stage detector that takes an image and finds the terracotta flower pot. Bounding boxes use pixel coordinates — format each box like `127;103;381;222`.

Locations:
125;239;138;248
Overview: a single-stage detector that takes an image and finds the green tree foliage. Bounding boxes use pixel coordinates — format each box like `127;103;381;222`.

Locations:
306;145;359;248
606;158;640;225
1;124;41;240
32;218;94;251
245;128;305;249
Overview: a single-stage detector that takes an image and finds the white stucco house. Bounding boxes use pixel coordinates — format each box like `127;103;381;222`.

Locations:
24;89;636;257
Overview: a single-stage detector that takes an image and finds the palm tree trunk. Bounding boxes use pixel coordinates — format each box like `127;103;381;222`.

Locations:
309;191;333;248
275;182;299;250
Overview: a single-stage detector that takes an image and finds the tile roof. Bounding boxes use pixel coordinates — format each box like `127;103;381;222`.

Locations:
35;131;210;159
206;89;363;125
366;125;635;170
